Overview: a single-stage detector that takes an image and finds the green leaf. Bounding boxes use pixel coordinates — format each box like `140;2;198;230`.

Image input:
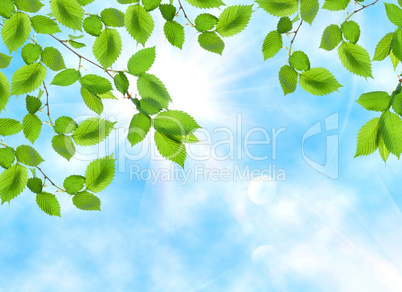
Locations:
256;0;299;17
99;91;117;99
101;8;125;27
30;15;61;34
154;110;200;136
155;131;186;168
392;92;402;116
198;31;225;55
83;15;103;36
320;24;342;51
379;110;402;157
11;63;47;96
133;98;162;116
355;118;379;157
278;65;298;95
378;130;390;163
277;17;292;34
289;51;310;71
338;42;372;78
184;0;224;9
127;46;156;76
341;21;360;44
262;30;282;60
23;113;42;144
216;5;253;38
63;175;85;194
14;0;44;13
0;72;10;113
36;192;61;217
51;69;81;86
76;0;95;4
142;0;162;11
322;0;350;11
0;52;12;69
41;47;66;71
0;118;22;136
300;0;319;24
0;147;15;169
21;43;42;65
168;133;199;144
50;0;84;30
73;191;101;211
137;74;172;109
93;28;122;68
391;28;402;61
15;145;44;167
164;21;185;49
52;134;76;160
0;164;28;204
80;74;112;95
390;50;400;70
54;116;78;134
1;12;31;53
85;155;115;193
80;87;103;115
27;177;43;194
299;67;342;96
384;3;402;27
195;13;218;32
72;118;116;146
0;0;14;19
125;4;154;46
356;91;391;112
159;4;176;21
373;33;393;61
114;72;129;95
69;40;86;49
127;113;151;146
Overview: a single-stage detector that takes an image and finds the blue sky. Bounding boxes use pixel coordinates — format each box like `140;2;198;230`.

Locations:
1;1;402;291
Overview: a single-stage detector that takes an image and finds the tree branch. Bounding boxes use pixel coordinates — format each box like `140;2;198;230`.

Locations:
348;0;379;19
36;167;65;193
178;0;195;26
289;20;303;54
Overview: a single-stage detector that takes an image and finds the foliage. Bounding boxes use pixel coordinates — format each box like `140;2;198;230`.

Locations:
0;0;399;216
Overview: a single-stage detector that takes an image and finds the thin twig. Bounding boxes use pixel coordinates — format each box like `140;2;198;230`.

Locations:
348;0;379;19
36;167;65;192
42;81;53;126
289;20;303;54
178;0;195;26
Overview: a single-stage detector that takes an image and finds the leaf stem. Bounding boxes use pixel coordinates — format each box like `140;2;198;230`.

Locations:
348;0;379;20
178;0;195;26
36;166;65;192
289;20;303;54
42;81;54;126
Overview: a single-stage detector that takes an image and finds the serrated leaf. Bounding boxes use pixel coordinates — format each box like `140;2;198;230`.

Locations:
36;192;61;217
390;50;400;70
80;87;103;115
93;28;122;68
159;4;176;21
0;52;12;69
80;74;112;95
299;67;342;96
73;191;101;211
85;155;115;193
30;15;61;34
277;17;292;34
127;113;151;146
195;13;218;31
168;133;199;144
289;51;310;71
279;65;298;95
391;28;402;61
356;91;391;112
392;92;402;116
41;47;66;71
125;4;154;46
322;0;350;11
50;0;83;30
355;118;379;157
63;175;85;194
114;72;129;95
198;31;225;55
99;91;117;99
23;113;42;144
101;8;125;27
216;5;253;38
15;145;44;167
72;118;116;146
1;12;31;53
379;110;402;157
69;40;86;49
54;116;78;134
127;46;156;76
133;98;162;116
320;24;342;51
338;42;372;78
373;33;393;61
164;20;185;49
0;164;28;204
14;0;44;13
0;147;15;169
21;43;42;65
341;21;360;44
0;72;10;113
11;63;47;96
256;0;298;17
154;110;200;136
83;15;102;36
0;0;14;19
142;0;162;11
384;3;402;27
300;0;319;24
0;118;22;136
378;130;390;163
137;73;171;109
262;30;282;60
52;134;76;160
27;177;43;194
155;131;186;168
76;0;95;4
184;0;224;9
51;69;81;86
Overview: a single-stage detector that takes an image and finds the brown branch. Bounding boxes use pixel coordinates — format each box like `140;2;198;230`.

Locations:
348;0;379;19
36;167;65;192
42;81;52;124
178;0;195;26
289;20;303;54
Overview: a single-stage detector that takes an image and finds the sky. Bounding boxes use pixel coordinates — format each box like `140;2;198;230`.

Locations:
1;0;402;291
